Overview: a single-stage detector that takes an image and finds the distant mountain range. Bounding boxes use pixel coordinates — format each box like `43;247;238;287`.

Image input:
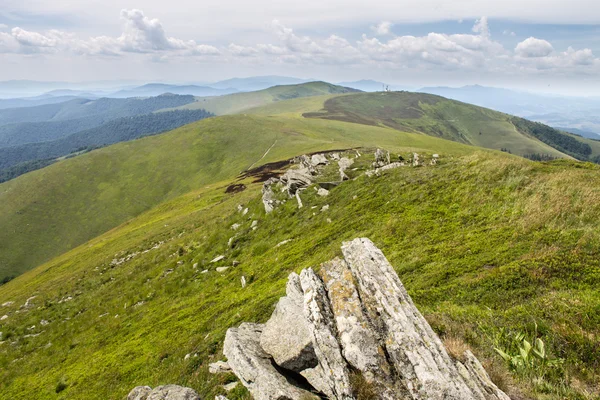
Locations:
109;84;239;98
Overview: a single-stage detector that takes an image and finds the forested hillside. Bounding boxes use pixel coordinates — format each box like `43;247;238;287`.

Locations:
0;109;214;177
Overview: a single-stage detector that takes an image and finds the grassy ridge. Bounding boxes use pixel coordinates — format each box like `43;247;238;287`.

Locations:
0;151;598;399
303;92;570;158
0;113;471;280
173;81;358;115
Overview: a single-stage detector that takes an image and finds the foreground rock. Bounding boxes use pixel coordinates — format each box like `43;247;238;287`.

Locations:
223;238;510;400
127;385;200;400
223;323;315;400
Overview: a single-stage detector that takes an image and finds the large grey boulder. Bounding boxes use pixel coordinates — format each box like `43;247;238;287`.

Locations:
260;273;318;372
146;385;200;400
223;323;314;400
299;269;353;400
224;238;510;400
320;258;406;399
341;238;509;400
128;386;152;400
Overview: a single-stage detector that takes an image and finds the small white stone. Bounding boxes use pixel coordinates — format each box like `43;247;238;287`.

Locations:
224;382;239;392
211;255;225;263
184;353;191;360
241;276;247;288
1;315;8;321
193;263;199;269
321;204;329;212
201;270;209;274
231;223;241;231
317;188;329;197
242;208;249;216
216;267;230;273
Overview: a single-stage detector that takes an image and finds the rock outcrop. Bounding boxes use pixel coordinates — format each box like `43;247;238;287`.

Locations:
222;238;510;400
127;385;200;400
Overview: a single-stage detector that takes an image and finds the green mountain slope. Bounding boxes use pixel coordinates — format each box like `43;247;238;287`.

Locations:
173;81;359;115
302;92;572;158
0;150;598;400
0;113;469;281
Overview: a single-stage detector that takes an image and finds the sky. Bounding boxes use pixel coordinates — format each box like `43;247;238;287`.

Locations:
1;0;599;95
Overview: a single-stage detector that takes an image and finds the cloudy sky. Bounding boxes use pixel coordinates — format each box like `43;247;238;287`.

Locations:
1;0;599;94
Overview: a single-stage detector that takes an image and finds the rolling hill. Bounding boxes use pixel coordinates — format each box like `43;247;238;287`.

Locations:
174;81;359;115
300;91;599;160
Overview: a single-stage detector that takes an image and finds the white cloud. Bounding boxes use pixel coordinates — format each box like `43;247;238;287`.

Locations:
503;30;516;37
371;21;393;36
0;10;598;80
515;37;554;57
0;24;8;31
472;17;490;37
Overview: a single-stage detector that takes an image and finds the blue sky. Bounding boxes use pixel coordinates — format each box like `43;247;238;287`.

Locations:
0;1;599;95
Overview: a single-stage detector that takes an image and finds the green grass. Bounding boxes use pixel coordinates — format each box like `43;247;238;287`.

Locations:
303;92;570;158
1;150;599;399
0;112;472;280
171;81;358;115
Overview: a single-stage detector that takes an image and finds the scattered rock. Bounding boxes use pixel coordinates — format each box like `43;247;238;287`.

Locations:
223;382;238;392
127;386;152;400
21;296;36;309
310;154;329;167
316;188;329;197
211;255;225;263
40;319;49;326
146;384;200;400
251;220;258;230
216;267;229;273
330;152;340;161
193;263;199;269
373;148;389;167
2;301;14;307
275;239;293;248
431;153;440;165
215;396;228;400
1;315;8;321
228;237;235;248
201;270;209;274
237;205;243;212
231;223;241;231
295;189;304;208
241;276;247;288
223;323;314;400
280;168;313;197
242;208;249;216
232;260;241;267
262;178;281;214
338;157;354;181
412;152;420;166
320;205;329;212
209;360;231;374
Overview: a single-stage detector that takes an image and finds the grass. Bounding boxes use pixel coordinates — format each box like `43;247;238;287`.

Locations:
303;92;570;158
0;110;473;281
1;149;599;399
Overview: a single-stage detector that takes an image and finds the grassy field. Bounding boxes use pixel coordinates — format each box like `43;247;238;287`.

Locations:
0;111;471;280
0;149;599;399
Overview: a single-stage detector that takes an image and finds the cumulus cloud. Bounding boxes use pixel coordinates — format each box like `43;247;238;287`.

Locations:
515;37;554;57
472;17;490;37
0;11;597;77
371;21;393;36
